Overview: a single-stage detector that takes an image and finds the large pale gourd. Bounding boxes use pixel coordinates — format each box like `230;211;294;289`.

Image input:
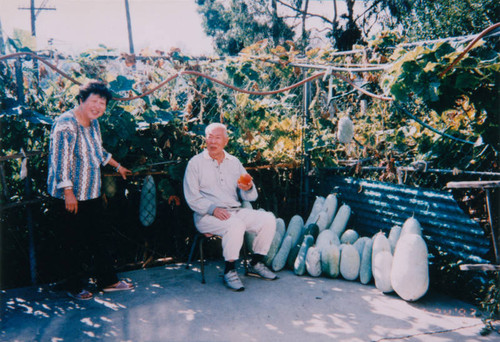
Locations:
139;175;156;227
321;244;340;278
340;244;360;281
391;234;429;301
372;251;393;293
272;235;292;272
276;218;286;237
330;204;351;237
372;232;391;260
294;235;315;276
337;116;354;143
388;225;402;254
322;194;338;228
359;239;373;285
264;220;285;266
315;211;330;232
340;229;359;245
286;215;305;247
400;217;422;237
353;236;370;258
306;246;322;277
305;196;325;227
316;229;340;253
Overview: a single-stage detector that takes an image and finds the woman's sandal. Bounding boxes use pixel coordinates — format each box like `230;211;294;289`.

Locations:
102;280;134;292
67;289;93;300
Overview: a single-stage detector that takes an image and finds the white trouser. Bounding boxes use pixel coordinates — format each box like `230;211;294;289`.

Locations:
194;208;276;261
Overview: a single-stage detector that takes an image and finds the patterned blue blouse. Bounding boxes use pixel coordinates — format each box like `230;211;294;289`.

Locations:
47;110;111;201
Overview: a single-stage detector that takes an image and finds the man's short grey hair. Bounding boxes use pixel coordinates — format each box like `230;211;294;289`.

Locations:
205;123;228;137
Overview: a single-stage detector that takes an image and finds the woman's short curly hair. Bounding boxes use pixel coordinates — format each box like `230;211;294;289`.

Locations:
77;81;112;104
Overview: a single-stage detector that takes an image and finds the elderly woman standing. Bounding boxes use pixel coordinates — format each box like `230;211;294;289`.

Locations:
47;81;133;300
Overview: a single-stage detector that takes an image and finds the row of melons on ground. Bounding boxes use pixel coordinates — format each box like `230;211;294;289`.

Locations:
245;194;429;302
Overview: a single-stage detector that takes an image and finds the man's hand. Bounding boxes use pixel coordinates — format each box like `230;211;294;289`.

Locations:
237;181;253;192
213;207;231;220
64;188;78;214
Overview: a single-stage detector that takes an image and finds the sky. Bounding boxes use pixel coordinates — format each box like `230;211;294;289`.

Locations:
0;0;369;56
0;0;215;55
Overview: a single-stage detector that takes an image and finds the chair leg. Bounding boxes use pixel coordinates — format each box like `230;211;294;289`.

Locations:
186;233;200;270
242;239;249;275
199;236;206;284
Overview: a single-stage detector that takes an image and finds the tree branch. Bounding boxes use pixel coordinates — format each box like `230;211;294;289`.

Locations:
275;0;334;25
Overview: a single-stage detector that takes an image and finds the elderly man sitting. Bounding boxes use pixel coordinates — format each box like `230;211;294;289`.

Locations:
183;123;278;291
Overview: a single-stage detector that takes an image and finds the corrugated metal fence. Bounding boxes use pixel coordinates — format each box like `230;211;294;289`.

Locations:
315;173;491;264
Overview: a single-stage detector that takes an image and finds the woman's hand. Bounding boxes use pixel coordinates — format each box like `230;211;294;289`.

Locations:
64;188;78;214
117;165;132;180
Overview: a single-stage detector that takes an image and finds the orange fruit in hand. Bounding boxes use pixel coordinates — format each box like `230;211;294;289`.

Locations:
238;173;252;186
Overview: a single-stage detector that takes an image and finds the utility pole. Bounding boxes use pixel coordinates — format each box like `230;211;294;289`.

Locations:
18;0;56;37
124;0;135;54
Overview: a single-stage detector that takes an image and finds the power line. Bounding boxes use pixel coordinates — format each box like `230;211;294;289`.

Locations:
18;0;56;36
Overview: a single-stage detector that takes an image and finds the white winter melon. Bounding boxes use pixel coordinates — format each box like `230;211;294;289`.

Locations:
353;236;370;258
391;234;429;301
388;225;402;253
340;229;359;245
340;244;360;281
286;215;305;247
322;194;338;228
272;235;292;272
316;229;340;253
305;196;325;227
276;218;286;237
359;239;373;285
306;246;322;277
400;217;422;237
264;221;285;266
329;204;351;237
321;244;340;278
315;211;330;232
372;232;392;261
372;251;393;293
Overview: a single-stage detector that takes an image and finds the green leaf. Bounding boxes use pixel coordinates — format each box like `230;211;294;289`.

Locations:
109;76;135;92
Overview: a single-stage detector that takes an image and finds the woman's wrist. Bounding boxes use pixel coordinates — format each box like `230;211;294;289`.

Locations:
115;163;121;172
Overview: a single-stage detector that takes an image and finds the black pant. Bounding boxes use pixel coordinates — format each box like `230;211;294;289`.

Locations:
55;198;118;292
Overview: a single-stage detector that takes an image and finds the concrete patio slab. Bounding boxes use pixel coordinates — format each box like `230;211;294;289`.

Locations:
1;261;497;342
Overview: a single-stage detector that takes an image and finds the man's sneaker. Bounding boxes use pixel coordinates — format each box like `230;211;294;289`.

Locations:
223;270;245;291
247;262;278;280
